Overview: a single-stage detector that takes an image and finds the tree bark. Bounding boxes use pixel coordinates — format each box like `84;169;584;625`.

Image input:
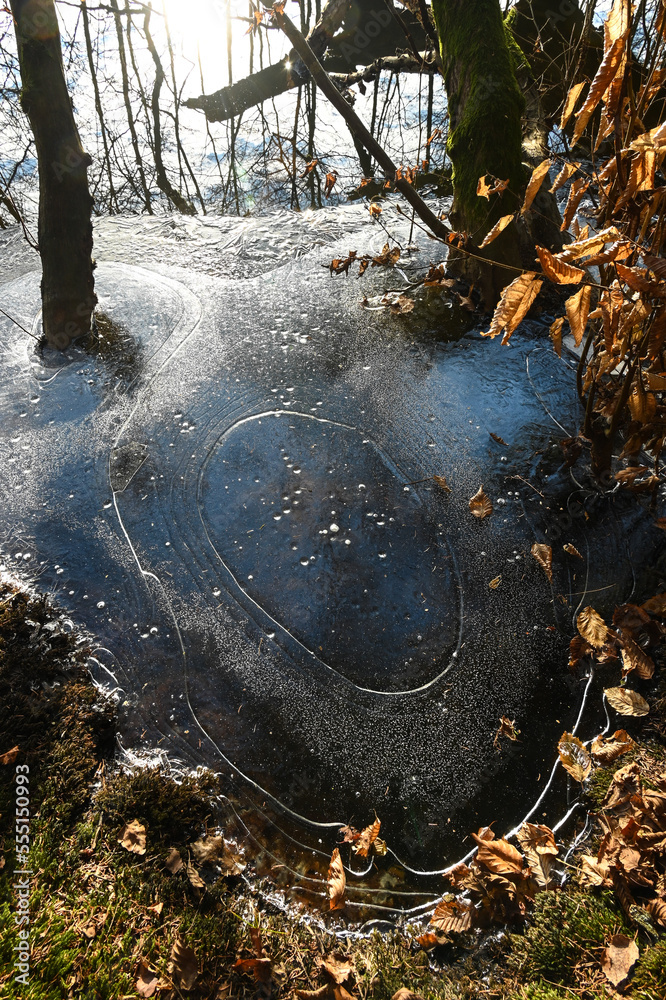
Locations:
10;0;96;350
432;0;527;303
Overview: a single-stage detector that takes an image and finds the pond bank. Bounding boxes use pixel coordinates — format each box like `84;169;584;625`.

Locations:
1;578;665;999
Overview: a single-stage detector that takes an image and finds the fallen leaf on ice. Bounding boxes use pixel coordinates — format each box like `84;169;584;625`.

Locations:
558;732;592;782
577;607;608;648
328;848;346;910
604;687;650;716
531;542;553;582
469;486;492;519
430;898;475;933
590;730;635;763
433;475;452;493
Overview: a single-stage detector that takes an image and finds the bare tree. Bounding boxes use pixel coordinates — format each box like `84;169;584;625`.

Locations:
10;0;96;350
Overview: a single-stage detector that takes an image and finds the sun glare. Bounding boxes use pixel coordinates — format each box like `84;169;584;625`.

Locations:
160;0;258;89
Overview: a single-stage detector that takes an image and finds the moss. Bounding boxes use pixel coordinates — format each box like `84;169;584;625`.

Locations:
431;0;525;237
631;939;666;1000
509;890;627;986
95;765;221;848
0;583;115;833
510;986;571;1000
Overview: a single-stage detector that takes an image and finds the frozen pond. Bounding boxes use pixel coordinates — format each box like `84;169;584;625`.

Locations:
0;207;660;913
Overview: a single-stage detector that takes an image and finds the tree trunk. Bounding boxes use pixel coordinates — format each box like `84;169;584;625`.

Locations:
10;0;96;350
431;0;527;303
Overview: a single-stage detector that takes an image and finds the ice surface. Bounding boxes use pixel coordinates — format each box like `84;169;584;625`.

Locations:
0;207;661;909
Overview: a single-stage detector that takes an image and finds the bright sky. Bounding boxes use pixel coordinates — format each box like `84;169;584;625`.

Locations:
158;0;290;94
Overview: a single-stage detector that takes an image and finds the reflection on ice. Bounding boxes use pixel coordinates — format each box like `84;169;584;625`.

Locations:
0;207;662;907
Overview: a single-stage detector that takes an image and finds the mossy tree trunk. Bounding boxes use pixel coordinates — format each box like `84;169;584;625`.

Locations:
10;0;96;350
431;0;527;303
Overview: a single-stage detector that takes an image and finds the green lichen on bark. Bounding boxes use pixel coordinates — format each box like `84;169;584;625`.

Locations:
431;0;525;238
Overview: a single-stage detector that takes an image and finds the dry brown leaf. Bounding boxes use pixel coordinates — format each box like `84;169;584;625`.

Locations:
557;227;622;262
563;543;583;559
590;729;635;764
550;316;565;356
620;636;655;680
295;987;331;1000
614;149;657;212
560;178;590;232
580;853;613;887
433;475;452;493
584;240;633;267
479;214;515;248
118;819;146;856
489;576;502;590
233;958;272;983
147;902;163;916
321;953;353;984
490;432;508;446
353;817;381;857
615;261;659;296
165;848;183;874
642;593;666;616
391;991;425;1000
516;824;558;889
471;834;524;875
494;715;520;745
328;847;346;910
631;121;666;151
601;933;639;988
190;836;245;874
389;294;415;315
517;823;558;857
477;175;509;199
628;382;657;424
558;732;592;782
605;0;632;48
136;960;160;998
430;898;475;933
0;746;19;766
469;486;492;519
414;932;443;950
481;272;543;344
186;862;205;890
537;245;585;284
560;81;586;131
565;284;592;347
192;836;224;864
169;937;198;990
550;161;580;193
572;35;628;145
569;634;594;670
604;687;650;716
531;542;553;582
521;159;551;215
577;607;608;648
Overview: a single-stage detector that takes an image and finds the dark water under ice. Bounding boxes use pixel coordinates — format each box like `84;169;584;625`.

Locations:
0;207;662;914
